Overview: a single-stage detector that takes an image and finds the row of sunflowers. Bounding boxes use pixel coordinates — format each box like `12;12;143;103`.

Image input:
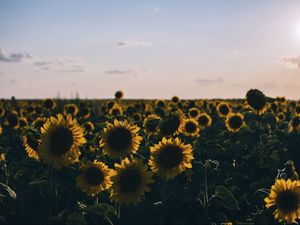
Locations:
0;89;299;225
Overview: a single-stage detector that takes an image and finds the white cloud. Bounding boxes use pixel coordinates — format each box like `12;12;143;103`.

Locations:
33;58;86;72
279;55;300;69
116;41;151;47
0;49;31;62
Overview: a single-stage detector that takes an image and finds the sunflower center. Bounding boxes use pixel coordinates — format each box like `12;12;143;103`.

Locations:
160;115;180;136
189;110;199;118
107;127;132;151
85;167;104;185
119;168;141;193
185;122;197;133
198;116;208;126
219;105;229;115
158;145;183;169
145;119;159;132
49;127;73;155
229;116;243;129
67;106;75;114
246;90;266;111
276;190;300;213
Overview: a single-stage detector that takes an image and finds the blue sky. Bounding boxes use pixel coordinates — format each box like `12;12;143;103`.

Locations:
0;0;300;99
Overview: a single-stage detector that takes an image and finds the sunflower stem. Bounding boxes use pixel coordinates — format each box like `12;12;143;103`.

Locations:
160;180;167;225
47;165;54;195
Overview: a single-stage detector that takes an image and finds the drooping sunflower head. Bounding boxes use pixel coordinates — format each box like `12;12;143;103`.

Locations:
100;120;142;159
197;113;212;128
188;107;200;119
64;103;79;116
76;160;113;197
225;113;245;133
5;111;19;129
149;137;194;180
110;157;154;205
217;102;231;117
43;98;56;110
159;111;184;137
143;114;161;135
39;114;86;169
246;89;267;113
22;127;41;160
115;90;124;100
264;179;300;224
183;118;200;137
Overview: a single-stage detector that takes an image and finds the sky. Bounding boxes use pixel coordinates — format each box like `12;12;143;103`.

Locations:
0;0;300;99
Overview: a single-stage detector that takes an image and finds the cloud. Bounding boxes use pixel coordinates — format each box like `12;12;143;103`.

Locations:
104;69;132;74
116;41;151;47
33;58;86;73
196;78;224;85
279;55;300;69
0;49;31;62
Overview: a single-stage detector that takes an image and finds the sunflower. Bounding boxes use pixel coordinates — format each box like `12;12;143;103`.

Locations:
246;89;267;114
39;114;86;169
22;129;40;160
110;157;154;205
217;102;231;118
143;114;161;135
83;121;95;133
225;113;245;133
264;179;300;224
100;120;143;159
149;137;194;180
79;107;91;119
32;117;47;130
182;118;200;137
115;91;124;100
43;98;56;110
171;96;180;104
76;160;113;197
0;107;5;117
19;117;28;128
159;111;184;137
0;126;2;135
277;112;286;121
288;116;300;133
188;107;200;119
64;103;79;116
109;105;123;116
197;112;212;128
5;111;19;129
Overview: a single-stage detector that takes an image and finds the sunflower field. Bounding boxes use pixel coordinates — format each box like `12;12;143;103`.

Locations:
0;89;299;225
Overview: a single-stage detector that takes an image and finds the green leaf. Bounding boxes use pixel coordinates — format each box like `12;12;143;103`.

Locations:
66;212;87;225
213;186;240;210
0;182;17;199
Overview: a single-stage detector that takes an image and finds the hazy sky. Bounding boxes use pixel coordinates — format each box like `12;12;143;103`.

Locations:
0;0;300;99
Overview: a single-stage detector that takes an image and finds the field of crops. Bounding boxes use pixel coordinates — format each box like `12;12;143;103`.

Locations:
0;89;299;225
